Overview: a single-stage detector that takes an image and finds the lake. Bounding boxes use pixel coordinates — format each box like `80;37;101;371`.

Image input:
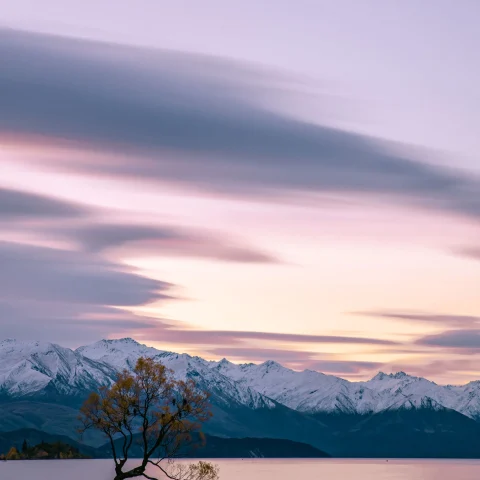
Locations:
1;459;480;479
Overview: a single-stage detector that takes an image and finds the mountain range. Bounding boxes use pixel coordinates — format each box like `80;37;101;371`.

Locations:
1;337;480;458
0;428;329;459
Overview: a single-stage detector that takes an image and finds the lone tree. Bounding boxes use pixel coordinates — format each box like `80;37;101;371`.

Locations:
79;357;219;480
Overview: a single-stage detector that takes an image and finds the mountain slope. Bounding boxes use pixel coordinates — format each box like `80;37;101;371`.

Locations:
329;403;480;458
0;339;332;451
210;359;480;420
78;339;277;411
0;428;330;459
0;428;99;458
0;337;479;445
0;401;105;446
0;339;115;402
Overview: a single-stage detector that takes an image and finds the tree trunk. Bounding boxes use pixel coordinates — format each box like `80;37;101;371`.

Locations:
113;466;147;480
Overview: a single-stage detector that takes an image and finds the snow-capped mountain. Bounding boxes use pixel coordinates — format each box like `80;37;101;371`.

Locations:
0;339;115;398
0;338;479;422
0;338;275;411
210;358;359;413
78;338;275;409
76;338;171;371
210;359;480;421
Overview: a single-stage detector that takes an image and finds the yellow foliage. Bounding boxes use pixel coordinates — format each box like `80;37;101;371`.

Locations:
6;447;20;460
78;356;217;480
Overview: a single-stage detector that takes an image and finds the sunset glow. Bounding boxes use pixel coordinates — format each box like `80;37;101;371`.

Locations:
1;1;480;385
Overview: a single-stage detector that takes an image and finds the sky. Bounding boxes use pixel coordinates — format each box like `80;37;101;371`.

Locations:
0;0;479;384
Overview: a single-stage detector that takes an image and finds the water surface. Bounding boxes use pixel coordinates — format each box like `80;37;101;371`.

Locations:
1;458;480;479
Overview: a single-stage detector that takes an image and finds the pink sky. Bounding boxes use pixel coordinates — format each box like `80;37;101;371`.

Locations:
0;1;479;384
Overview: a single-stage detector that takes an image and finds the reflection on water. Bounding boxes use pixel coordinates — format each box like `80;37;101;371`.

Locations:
1;459;480;480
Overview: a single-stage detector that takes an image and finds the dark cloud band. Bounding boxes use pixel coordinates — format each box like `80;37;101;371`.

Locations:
51;222;279;263
0;187;87;219
354;310;480;328
129;323;399;346
416;329;480;350
1;29;480;220
0;241;170;306
454;247;480;262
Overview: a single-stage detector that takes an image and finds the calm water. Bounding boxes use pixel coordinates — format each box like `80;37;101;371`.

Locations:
1;459;480;479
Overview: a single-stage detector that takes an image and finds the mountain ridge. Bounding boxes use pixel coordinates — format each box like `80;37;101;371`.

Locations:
1;337;479;421
0;428;330;459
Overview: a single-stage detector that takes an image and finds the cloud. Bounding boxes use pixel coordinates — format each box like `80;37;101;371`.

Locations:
207;347;382;374
0;241;174;344
386;358;480;380
355;310;480;328
0;241;171;306
207;347;318;363
0;300;174;346
1;29;480;221
0;277;396;349
356;312;480;353
222;331;398;345
145;328;399;346
122;323;400;348
454;247;480;261
304;360;383;375
416;329;480;350
51;222;279;263
0;187;87;220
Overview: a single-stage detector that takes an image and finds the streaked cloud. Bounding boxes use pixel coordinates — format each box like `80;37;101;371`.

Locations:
1;29;480;222
0;297;179;345
386;358;480;381
0;241;171;306
416;329;480;350
355;310;480;328
50;222;279;263
207;347;383;375
207;347;318;363
304;360;383;375
134;327;400;346
356;311;480;355
1;24;479;383
454;247;480;261
0;187;87;220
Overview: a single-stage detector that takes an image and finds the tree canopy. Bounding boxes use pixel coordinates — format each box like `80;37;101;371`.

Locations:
3;441;87;460
79;357;219;480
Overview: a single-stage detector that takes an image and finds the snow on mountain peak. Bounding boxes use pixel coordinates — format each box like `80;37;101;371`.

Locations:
77;337;147;353
466;380;480;387
107;337;140;346
1;338;479;420
76;337;169;371
260;360;284;370
0;339;115;396
371;371;417;382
